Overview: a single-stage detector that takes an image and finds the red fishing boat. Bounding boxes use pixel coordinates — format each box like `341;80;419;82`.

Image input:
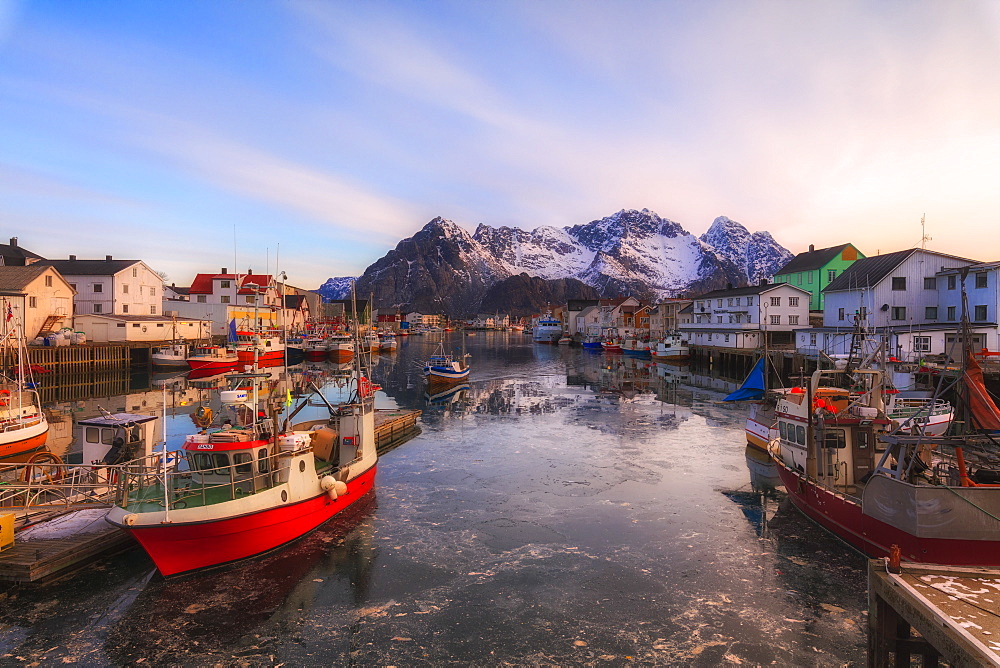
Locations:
107;340;378;576
0;325;48;458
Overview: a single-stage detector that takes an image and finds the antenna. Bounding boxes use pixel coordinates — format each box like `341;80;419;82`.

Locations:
920;214;932;250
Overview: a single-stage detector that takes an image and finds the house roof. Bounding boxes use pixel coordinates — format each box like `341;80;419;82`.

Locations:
823;250;916;292
695;283;811;299
189;273;273;295
825;248;979;293
0;239;45;266
775;244;857;275
0;265;52;293
42;258;142;276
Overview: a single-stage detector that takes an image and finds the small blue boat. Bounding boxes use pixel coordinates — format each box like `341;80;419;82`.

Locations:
424;344;470;382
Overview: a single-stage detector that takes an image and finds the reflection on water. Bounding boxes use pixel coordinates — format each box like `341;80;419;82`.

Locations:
0;334;867;665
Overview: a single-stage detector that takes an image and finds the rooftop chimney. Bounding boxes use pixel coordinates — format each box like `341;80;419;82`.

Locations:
726;282;733;290
106;255;112;261
222;267;228;274
760;278;768;286
69;255;76;261
8;237;16;247
809;244;815;252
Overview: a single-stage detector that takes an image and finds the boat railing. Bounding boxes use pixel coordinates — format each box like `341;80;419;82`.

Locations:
114;448;289;511
0;461;134;519
890;397;952;417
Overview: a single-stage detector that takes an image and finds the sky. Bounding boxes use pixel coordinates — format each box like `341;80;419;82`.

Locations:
2;0;1000;289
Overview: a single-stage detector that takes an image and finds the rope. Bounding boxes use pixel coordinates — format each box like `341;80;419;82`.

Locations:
943;484;1000;524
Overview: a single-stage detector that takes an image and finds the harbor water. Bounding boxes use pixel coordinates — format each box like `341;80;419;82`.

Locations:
0;333;867;665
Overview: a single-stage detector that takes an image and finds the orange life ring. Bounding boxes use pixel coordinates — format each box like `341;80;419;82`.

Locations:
358;376;373;398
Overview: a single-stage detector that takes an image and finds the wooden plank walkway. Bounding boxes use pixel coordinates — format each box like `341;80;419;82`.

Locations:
869;558;1000;666
0;510;134;583
374;408;422;454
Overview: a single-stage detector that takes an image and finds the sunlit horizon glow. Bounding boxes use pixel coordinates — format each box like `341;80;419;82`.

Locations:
2;0;999;288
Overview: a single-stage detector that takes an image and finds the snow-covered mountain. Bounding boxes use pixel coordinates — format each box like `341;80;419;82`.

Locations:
316;276;356;301
330;209;793;314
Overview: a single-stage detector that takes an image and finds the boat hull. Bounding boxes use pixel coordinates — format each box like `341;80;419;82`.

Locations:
426;368;470;382
237;350;285;364
774;456;1000;567
119;464;377;576
187;358;239;371
0;420;48;458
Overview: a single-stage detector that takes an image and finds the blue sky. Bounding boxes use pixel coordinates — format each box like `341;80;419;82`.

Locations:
3;0;1000;288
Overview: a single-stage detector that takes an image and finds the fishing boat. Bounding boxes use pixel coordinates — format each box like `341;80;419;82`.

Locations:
581;335;603;351
106;344;379;576
532;312;562;344
557;335;572;346
763;357;1000;567
152;342;193;368
303;336;329;362
651;333;690;362
186;344;239;372
362;332;380;352
424;344;470;383
327;333;355;362
621;339;652;358
234;330;286;364
379;333;398;351
0;327;48;459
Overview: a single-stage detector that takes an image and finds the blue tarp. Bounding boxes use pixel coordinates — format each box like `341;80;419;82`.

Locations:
228;319;238;343
724;358;766;401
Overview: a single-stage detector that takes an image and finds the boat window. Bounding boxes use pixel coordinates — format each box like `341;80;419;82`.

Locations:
778;422;786;440
85;427;101;444
101;428;114;445
823;429;847;449
234;453;252;474
258;448;270;473
795;425;806;445
190;452;231;474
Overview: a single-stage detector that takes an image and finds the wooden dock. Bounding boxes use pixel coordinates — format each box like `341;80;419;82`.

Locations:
0;509;134;583
869;558;1000;666
374;408;422;454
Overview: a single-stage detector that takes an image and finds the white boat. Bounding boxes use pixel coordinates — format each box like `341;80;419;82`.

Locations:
0;325;49;459
651;333;689;362
379;333;398;351
532;312;562;344
151;342;191;368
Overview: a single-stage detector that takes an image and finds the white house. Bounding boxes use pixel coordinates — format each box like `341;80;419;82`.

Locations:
681;283;811;349
42;256;165;319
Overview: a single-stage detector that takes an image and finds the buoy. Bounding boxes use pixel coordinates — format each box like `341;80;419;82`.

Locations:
320;475;336;491
333;481;348;496
124;514;138;526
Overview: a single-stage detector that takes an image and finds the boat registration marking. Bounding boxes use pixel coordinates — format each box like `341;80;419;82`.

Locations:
197;443;213;450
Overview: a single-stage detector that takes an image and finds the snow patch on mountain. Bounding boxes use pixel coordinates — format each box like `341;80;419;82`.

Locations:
316;276;356;301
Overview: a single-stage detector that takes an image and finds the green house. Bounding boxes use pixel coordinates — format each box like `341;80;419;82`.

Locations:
772;243;865;311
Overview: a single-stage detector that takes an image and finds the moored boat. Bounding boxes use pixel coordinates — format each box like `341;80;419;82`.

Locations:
186;345;239;372
581;335;603;350
152;342;192;368
106;353;379;576
379;333;398;351
327;333;355;362
621;339;652;358
532;312;562;344
651;333;689;362
234;330;286;364
424;344;470;383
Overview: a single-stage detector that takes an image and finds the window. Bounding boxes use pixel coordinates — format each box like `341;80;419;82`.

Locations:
156;323;164;327
221;280;231;288
977;273;988;289
770;315;780;325
717;316;723;323
924;277;936;290
150;305;157;315
838;308;845;321
122;304;128;313
116;323;125;327
45;275;52;287
28;296;37;308
717;299;723;307
69;283;76;291
779;422;786;440
925;307;938;320
948;275;957;290
891;306;906;320
796;425;806;445
807;273;813;284
789;297;799;307
93;284;103;293
914;336;931;353
824;429;847;449
809;333;817;346
727;298;733;306
197;295;207;303
258;449;270;473
221;296;230;304
132;267;137;277
948;306;957;320
788;315;799;325
246;296;256;304
747;297;753;306
975;305;988;321
827;270;836;282
234;453;253;474
122;284;129;294
150;288;155;297
93;303;102;313
770;296;780;307
724;334;730;343
796;273;802;284
891;277;906;290
132;323;140;328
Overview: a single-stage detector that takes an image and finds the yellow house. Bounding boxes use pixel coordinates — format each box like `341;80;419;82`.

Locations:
0;265;76;340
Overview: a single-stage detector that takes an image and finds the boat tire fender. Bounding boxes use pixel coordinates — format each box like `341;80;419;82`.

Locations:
0;389;9;406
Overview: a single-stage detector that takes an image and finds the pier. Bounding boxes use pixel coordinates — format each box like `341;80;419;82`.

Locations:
868;559;1000;666
374;408;421;454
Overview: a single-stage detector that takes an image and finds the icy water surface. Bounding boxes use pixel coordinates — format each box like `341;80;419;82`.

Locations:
0;333;867;665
